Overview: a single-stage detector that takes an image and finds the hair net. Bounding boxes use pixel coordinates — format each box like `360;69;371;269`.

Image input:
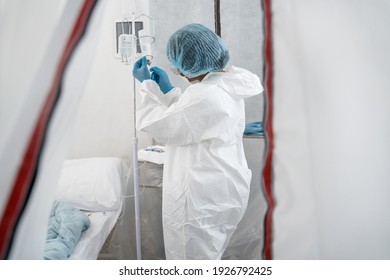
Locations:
166;23;230;78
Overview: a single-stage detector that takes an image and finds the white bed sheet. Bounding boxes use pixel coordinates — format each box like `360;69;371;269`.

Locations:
55;157;128;260
69;202;122;260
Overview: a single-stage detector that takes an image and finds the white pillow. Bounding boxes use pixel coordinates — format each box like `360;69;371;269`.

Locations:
55;157;129;211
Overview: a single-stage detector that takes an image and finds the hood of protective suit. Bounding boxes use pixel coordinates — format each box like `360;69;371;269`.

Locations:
202;66;263;99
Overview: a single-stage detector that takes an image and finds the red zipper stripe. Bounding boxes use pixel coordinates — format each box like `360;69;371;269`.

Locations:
262;0;275;260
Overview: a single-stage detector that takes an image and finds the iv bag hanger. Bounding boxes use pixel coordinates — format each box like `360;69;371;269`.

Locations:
117;9;155;262
131;11;155;64
121;18;131;35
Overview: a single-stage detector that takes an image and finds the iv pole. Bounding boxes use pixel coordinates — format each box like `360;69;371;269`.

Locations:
131;12;141;261
129;9;154;261
120;3;155;260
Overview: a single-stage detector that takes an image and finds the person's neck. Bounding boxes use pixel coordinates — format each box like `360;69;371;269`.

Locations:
187;73;208;83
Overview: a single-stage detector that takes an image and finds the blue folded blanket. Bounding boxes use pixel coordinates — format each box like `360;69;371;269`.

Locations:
45;201;90;260
244;121;264;136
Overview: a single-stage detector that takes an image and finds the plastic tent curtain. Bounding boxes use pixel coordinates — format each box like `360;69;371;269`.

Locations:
1;0;266;260
264;0;390;259
0;0;102;259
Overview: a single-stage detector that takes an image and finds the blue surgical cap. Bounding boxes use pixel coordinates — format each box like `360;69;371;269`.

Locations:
166;23;230;78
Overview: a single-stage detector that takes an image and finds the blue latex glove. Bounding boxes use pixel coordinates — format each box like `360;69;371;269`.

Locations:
244;121;264;136
132;56;151;82
150;66;174;94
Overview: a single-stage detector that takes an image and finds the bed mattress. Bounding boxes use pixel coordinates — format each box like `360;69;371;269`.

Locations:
69;204;122;260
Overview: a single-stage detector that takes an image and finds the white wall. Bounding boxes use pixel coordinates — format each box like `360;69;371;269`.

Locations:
67;0;153;164
221;0;264;123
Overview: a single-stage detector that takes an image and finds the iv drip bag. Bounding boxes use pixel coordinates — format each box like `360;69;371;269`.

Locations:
119;33;132;62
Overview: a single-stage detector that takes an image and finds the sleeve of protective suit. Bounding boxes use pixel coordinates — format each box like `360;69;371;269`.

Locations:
140;80;182;107
136;80;236;146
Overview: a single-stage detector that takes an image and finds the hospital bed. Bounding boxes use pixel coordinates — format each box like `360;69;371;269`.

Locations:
45;157;128;260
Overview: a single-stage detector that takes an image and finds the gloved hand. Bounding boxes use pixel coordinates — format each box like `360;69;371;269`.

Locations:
132;56;151;82
150;66;174;94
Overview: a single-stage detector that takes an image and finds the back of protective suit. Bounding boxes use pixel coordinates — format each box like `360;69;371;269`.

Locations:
136;66;263;259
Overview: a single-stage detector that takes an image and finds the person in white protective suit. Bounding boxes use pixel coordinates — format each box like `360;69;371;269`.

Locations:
132;23;263;259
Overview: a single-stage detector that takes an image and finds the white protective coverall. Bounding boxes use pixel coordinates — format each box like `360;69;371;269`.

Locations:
137;66;263;259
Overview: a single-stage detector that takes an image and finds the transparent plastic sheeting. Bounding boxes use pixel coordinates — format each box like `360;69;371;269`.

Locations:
271;0;390;259
0;0;265;259
0;0;105;259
